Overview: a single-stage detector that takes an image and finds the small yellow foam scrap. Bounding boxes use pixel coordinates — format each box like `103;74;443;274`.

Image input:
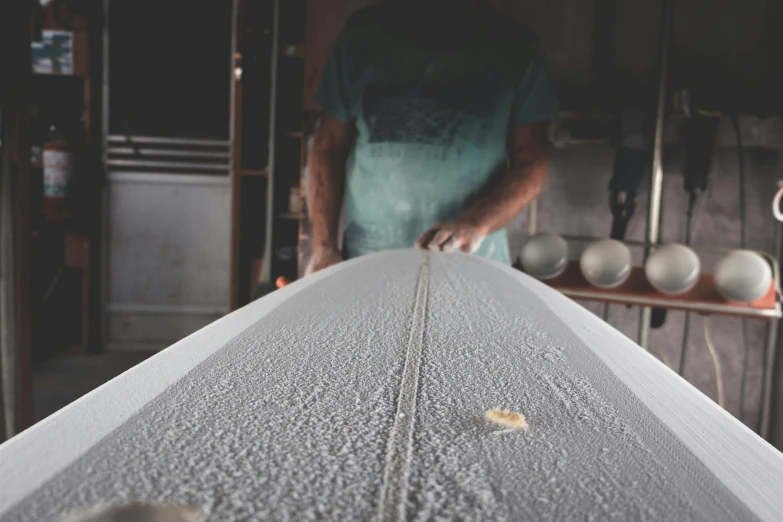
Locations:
485;408;528;431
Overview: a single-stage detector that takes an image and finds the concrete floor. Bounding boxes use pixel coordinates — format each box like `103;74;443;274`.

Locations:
33;352;153;423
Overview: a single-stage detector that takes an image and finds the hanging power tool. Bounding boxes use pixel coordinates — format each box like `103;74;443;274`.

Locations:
676;86;720;375
609;109;652;242
680;88;720;222
603;109;652;321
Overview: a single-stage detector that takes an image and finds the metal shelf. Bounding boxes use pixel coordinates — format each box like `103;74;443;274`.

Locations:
538;262;780;320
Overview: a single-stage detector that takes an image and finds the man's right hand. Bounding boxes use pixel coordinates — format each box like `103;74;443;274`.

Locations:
305;247;343;277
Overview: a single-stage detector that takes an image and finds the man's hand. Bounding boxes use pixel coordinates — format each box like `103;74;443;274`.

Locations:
305;247;343;276
415;221;489;254
417;122;550;255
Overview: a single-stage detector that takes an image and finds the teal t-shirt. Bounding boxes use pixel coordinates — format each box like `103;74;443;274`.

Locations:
314;3;559;265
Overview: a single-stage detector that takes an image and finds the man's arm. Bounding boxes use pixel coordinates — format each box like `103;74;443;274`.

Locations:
416;121;551;253
305;115;355;275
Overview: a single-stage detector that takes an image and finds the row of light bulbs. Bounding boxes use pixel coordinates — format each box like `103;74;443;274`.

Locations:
520;233;773;303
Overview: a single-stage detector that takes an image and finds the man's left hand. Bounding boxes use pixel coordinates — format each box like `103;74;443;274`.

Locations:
414;221;489;254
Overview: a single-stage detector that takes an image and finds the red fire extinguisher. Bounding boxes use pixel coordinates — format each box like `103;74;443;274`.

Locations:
42;122;74;222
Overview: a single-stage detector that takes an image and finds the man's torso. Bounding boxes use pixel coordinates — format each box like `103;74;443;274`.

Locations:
338;5;542;264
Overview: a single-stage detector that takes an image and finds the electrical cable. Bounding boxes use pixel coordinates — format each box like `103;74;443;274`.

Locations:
42;269;64;303
650;345;673;369
732;114;751;424
773;183;783;222
703;316;726;408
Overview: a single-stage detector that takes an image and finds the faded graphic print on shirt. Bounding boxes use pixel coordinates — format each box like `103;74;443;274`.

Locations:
362;76;501;149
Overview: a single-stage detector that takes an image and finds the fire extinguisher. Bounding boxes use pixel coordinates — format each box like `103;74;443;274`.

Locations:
42;122;74;222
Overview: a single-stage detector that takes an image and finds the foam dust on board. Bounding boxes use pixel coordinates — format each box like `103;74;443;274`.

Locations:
485;409;528;431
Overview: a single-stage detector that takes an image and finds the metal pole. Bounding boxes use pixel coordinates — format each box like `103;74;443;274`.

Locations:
100;0;110;350
772;324;783;450
528;198;538;236
763;218;783;442
262;0;280;283
0;61;4;443
0;111;18;440
761;319;779;440
638;0;675;348
678;211;694;375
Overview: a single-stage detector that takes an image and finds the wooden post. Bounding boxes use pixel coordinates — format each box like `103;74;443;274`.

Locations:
0;0;35;438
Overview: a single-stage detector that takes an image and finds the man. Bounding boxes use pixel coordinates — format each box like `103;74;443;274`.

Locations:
305;0;558;275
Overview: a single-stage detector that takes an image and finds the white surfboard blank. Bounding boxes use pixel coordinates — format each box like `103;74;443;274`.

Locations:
1;250;782;521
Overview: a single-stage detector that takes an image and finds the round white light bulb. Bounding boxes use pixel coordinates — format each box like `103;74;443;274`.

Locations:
714;250;772;303
580;239;632;288
644;243;701;294
520;233;569;280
